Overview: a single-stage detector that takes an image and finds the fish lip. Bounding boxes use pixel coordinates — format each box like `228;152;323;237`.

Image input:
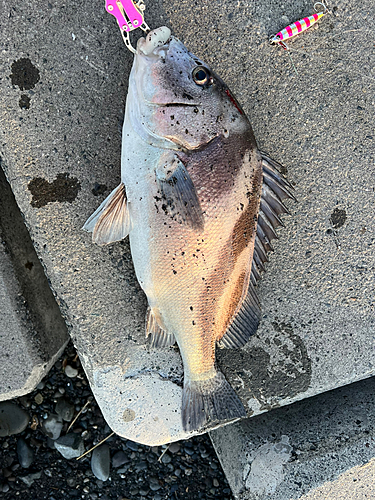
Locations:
136;28;173;57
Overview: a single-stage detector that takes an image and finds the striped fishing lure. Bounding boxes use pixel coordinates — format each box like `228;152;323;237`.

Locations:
270;2;329;50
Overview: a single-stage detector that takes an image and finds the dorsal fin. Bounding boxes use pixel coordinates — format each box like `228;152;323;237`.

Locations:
250;153;295;286
219;153;294;349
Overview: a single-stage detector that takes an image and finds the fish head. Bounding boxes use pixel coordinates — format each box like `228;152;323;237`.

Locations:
130;27;250;151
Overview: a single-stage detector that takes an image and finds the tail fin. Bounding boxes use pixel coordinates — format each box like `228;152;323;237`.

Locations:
182;370;246;431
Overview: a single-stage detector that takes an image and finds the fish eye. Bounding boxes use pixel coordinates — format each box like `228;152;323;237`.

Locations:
192;67;212;86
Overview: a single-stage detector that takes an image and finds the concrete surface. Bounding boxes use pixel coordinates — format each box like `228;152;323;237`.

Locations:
0;0;374;444
210;376;375;499
0;168;69;400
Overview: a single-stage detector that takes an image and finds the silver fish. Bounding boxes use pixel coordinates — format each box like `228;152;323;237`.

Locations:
83;27;294;431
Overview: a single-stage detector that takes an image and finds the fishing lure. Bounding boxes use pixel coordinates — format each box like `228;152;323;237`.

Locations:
270;2;329;50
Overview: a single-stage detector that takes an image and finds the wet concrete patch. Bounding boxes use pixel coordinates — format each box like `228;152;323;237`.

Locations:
28;173;81;208
217;320;312;412
92;183;108;196
330;208;347;229
10;58;40;91
19;94;31;109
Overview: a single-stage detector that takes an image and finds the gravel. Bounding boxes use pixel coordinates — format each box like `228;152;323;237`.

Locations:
0;342;234;499
42;414;63;440
16;439;34;468
91;445;110;481
54;433;85;459
0;402;30;436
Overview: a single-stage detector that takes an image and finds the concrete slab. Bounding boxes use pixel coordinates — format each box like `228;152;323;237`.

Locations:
0;0;373;444
0;168;69;400
210;376;375;500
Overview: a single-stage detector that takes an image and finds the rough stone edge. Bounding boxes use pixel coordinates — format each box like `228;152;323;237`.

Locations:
0;161;69;401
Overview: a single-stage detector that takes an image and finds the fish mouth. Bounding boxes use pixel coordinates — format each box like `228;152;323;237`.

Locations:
137;26;172;57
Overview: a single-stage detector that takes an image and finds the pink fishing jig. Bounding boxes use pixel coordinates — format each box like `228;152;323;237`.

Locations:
270;2;329;50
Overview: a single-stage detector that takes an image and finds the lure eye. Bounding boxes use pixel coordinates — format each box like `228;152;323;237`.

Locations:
192;67;212;86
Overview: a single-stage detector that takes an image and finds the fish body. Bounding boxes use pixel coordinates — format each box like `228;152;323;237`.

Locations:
84;27;293;431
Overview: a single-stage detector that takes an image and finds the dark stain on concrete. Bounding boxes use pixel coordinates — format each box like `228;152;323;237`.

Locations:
92;183;107;196
10;58;40;91
19;94;31;109
330;208;347;229
217;320;311;414
28;174;81;208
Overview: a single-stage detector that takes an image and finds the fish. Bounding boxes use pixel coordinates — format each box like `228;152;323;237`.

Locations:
83;26;294;432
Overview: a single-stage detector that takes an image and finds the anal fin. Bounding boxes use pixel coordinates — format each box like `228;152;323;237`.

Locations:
145;307;175;348
218;281;261;349
82;183;131;245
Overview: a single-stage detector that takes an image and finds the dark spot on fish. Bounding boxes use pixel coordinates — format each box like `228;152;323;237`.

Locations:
92;183;107;196
185;129;189;134
25;261;33;270
19;94;30;109
190;306;193;311
192;321;195;325
172;270;177;274
182;92;194;100
193;107;199;113
330;208;347;229
10;58;40;90
28;173;81;208
170;115;174;120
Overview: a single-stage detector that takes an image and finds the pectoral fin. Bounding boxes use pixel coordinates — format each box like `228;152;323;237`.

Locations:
156;154;204;231
82;183;131;245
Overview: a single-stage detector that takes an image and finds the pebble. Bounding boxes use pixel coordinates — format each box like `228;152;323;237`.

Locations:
161;453;171;464
18;396;31;408
2;484;10;493
91;444;110;481
150;482;161;492
213;478;219;487
0;402;30;436
19;471;42;486
135;460;148;471
34;393;44;405
65;365;78;378
169;442;180;454
54;433;85;459
42;414;63;440
55;398;75;421
17;438;34;468
112;450;129;468
126;440;139;452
